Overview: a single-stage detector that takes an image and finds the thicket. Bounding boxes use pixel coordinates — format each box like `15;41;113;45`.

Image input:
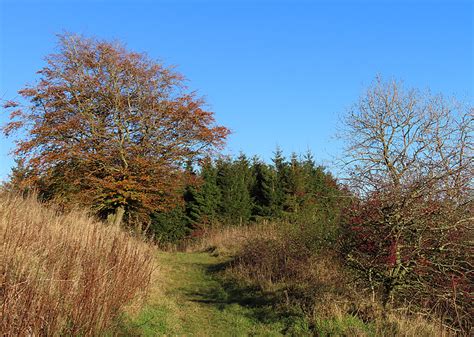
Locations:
192;225;452;336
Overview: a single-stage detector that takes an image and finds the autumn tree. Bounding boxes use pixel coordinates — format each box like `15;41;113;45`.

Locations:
2;34;229;225
341;77;472;330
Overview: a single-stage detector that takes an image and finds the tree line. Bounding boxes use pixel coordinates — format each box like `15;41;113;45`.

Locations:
150;150;343;243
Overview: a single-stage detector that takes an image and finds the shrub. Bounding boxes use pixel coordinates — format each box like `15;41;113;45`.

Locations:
0;193;154;335
225;223;451;336
231;231;352;317
341;192;473;333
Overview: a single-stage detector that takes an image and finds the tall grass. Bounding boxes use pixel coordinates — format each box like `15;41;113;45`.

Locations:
0;192;154;336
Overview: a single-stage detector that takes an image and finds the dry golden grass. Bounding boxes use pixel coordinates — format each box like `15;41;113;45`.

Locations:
0;192;154;336
377;311;455;337
185;222;279;255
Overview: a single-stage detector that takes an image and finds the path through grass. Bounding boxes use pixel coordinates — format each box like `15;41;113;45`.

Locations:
116;251;308;336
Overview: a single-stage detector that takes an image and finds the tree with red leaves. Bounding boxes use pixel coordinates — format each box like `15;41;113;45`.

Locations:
3;34;229;226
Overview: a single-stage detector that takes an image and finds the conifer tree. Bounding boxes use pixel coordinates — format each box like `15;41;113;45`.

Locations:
149;204;190;243
284;152;307;214
216;155;253;225
187;158;221;226
271;147;287;216
250;158;276;217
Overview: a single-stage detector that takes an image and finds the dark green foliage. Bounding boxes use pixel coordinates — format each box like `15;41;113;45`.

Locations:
271;147;288;215
149;205;191;243
186;159;221;226
216;154;253;226
149;148;345;245
282;153;307;214
250;158;276;218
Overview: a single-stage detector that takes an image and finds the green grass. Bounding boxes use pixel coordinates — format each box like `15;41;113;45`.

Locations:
313;316;375;337
113;251;383;336
114;251;307;336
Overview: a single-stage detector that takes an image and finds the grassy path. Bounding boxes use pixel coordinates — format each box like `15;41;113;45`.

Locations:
115;251;439;337
117;251;302;336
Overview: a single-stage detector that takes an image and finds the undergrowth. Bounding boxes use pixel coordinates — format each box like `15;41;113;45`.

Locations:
189;223;454;336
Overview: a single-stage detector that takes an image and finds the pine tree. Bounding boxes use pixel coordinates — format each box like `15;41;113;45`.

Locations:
271;147;287;217
250;157;276;218
283;153;307;215
216;155;253;226
149;204;191;243
186;158;221;226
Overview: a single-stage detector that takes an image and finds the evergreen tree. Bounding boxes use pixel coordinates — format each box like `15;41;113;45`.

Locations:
149;204;191;243
283;152;307;214
250;158;276;217
216;155;253;225
271;147;287;217
186;159;221;226
303;150;316;171
176;149;344;238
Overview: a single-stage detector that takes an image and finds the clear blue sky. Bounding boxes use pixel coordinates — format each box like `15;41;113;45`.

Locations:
0;0;472;180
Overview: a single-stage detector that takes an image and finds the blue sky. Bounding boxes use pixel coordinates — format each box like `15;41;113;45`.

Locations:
0;0;472;180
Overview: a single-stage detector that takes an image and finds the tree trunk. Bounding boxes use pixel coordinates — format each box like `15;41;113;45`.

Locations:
107;205;125;227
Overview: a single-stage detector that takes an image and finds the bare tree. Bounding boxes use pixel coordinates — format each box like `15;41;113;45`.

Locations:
343;77;472;198
341;77;473;332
